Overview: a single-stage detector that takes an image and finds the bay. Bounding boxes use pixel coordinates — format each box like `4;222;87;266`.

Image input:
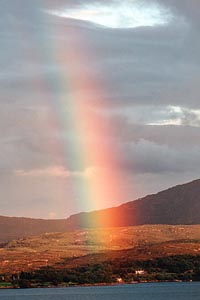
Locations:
0;282;199;300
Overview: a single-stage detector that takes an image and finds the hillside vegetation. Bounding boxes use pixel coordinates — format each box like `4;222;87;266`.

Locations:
1;224;200;275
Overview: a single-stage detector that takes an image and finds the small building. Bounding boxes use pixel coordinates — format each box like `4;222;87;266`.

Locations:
135;270;145;275
116;277;123;283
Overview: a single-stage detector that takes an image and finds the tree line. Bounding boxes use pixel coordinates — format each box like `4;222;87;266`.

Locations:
1;254;200;288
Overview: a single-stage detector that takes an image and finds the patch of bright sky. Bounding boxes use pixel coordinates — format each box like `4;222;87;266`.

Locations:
147;106;200;127
102;105;200;127
47;1;173;29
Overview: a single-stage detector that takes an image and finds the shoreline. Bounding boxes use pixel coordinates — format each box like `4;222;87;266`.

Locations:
0;279;195;290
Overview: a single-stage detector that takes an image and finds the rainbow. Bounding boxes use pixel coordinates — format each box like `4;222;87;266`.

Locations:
25;16;125;227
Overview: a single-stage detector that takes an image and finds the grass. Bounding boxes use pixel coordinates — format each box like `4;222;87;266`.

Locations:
1;224;200;274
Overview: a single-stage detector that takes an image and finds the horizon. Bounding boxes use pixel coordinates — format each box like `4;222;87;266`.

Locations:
1;177;199;220
1;0;200;219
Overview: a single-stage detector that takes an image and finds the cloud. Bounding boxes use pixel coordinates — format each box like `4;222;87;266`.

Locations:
104;139;200;178
145;106;200;127
1;1;199;110
1;0;200;217
130;140;200;174
48;211;58;219
47;1;172;29
15;166;96;179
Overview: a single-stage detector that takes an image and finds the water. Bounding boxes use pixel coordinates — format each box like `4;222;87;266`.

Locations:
0;282;199;300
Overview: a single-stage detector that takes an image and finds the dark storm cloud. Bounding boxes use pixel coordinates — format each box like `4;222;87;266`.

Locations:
105;114;200;148
119;140;200;174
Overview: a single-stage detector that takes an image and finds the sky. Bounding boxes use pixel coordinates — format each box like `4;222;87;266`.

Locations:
1;0;200;219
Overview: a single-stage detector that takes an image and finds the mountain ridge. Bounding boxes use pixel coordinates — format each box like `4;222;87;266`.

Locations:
0;215;67;242
1;178;200;241
65;178;200;229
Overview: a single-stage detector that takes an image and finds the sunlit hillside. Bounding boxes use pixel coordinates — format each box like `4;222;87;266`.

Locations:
1;224;200;275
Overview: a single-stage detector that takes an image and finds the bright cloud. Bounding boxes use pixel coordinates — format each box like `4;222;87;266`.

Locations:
147;106;200;127
15;166;96;179
47;1;172;28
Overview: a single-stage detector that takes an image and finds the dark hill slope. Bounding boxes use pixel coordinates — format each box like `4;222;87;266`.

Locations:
65;179;200;229
1;179;200;241
0;216;67;242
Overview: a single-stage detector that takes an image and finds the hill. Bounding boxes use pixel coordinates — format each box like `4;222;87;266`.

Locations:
1;224;200;275
0;216;67;243
1;178;200;242
65;179;200;229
